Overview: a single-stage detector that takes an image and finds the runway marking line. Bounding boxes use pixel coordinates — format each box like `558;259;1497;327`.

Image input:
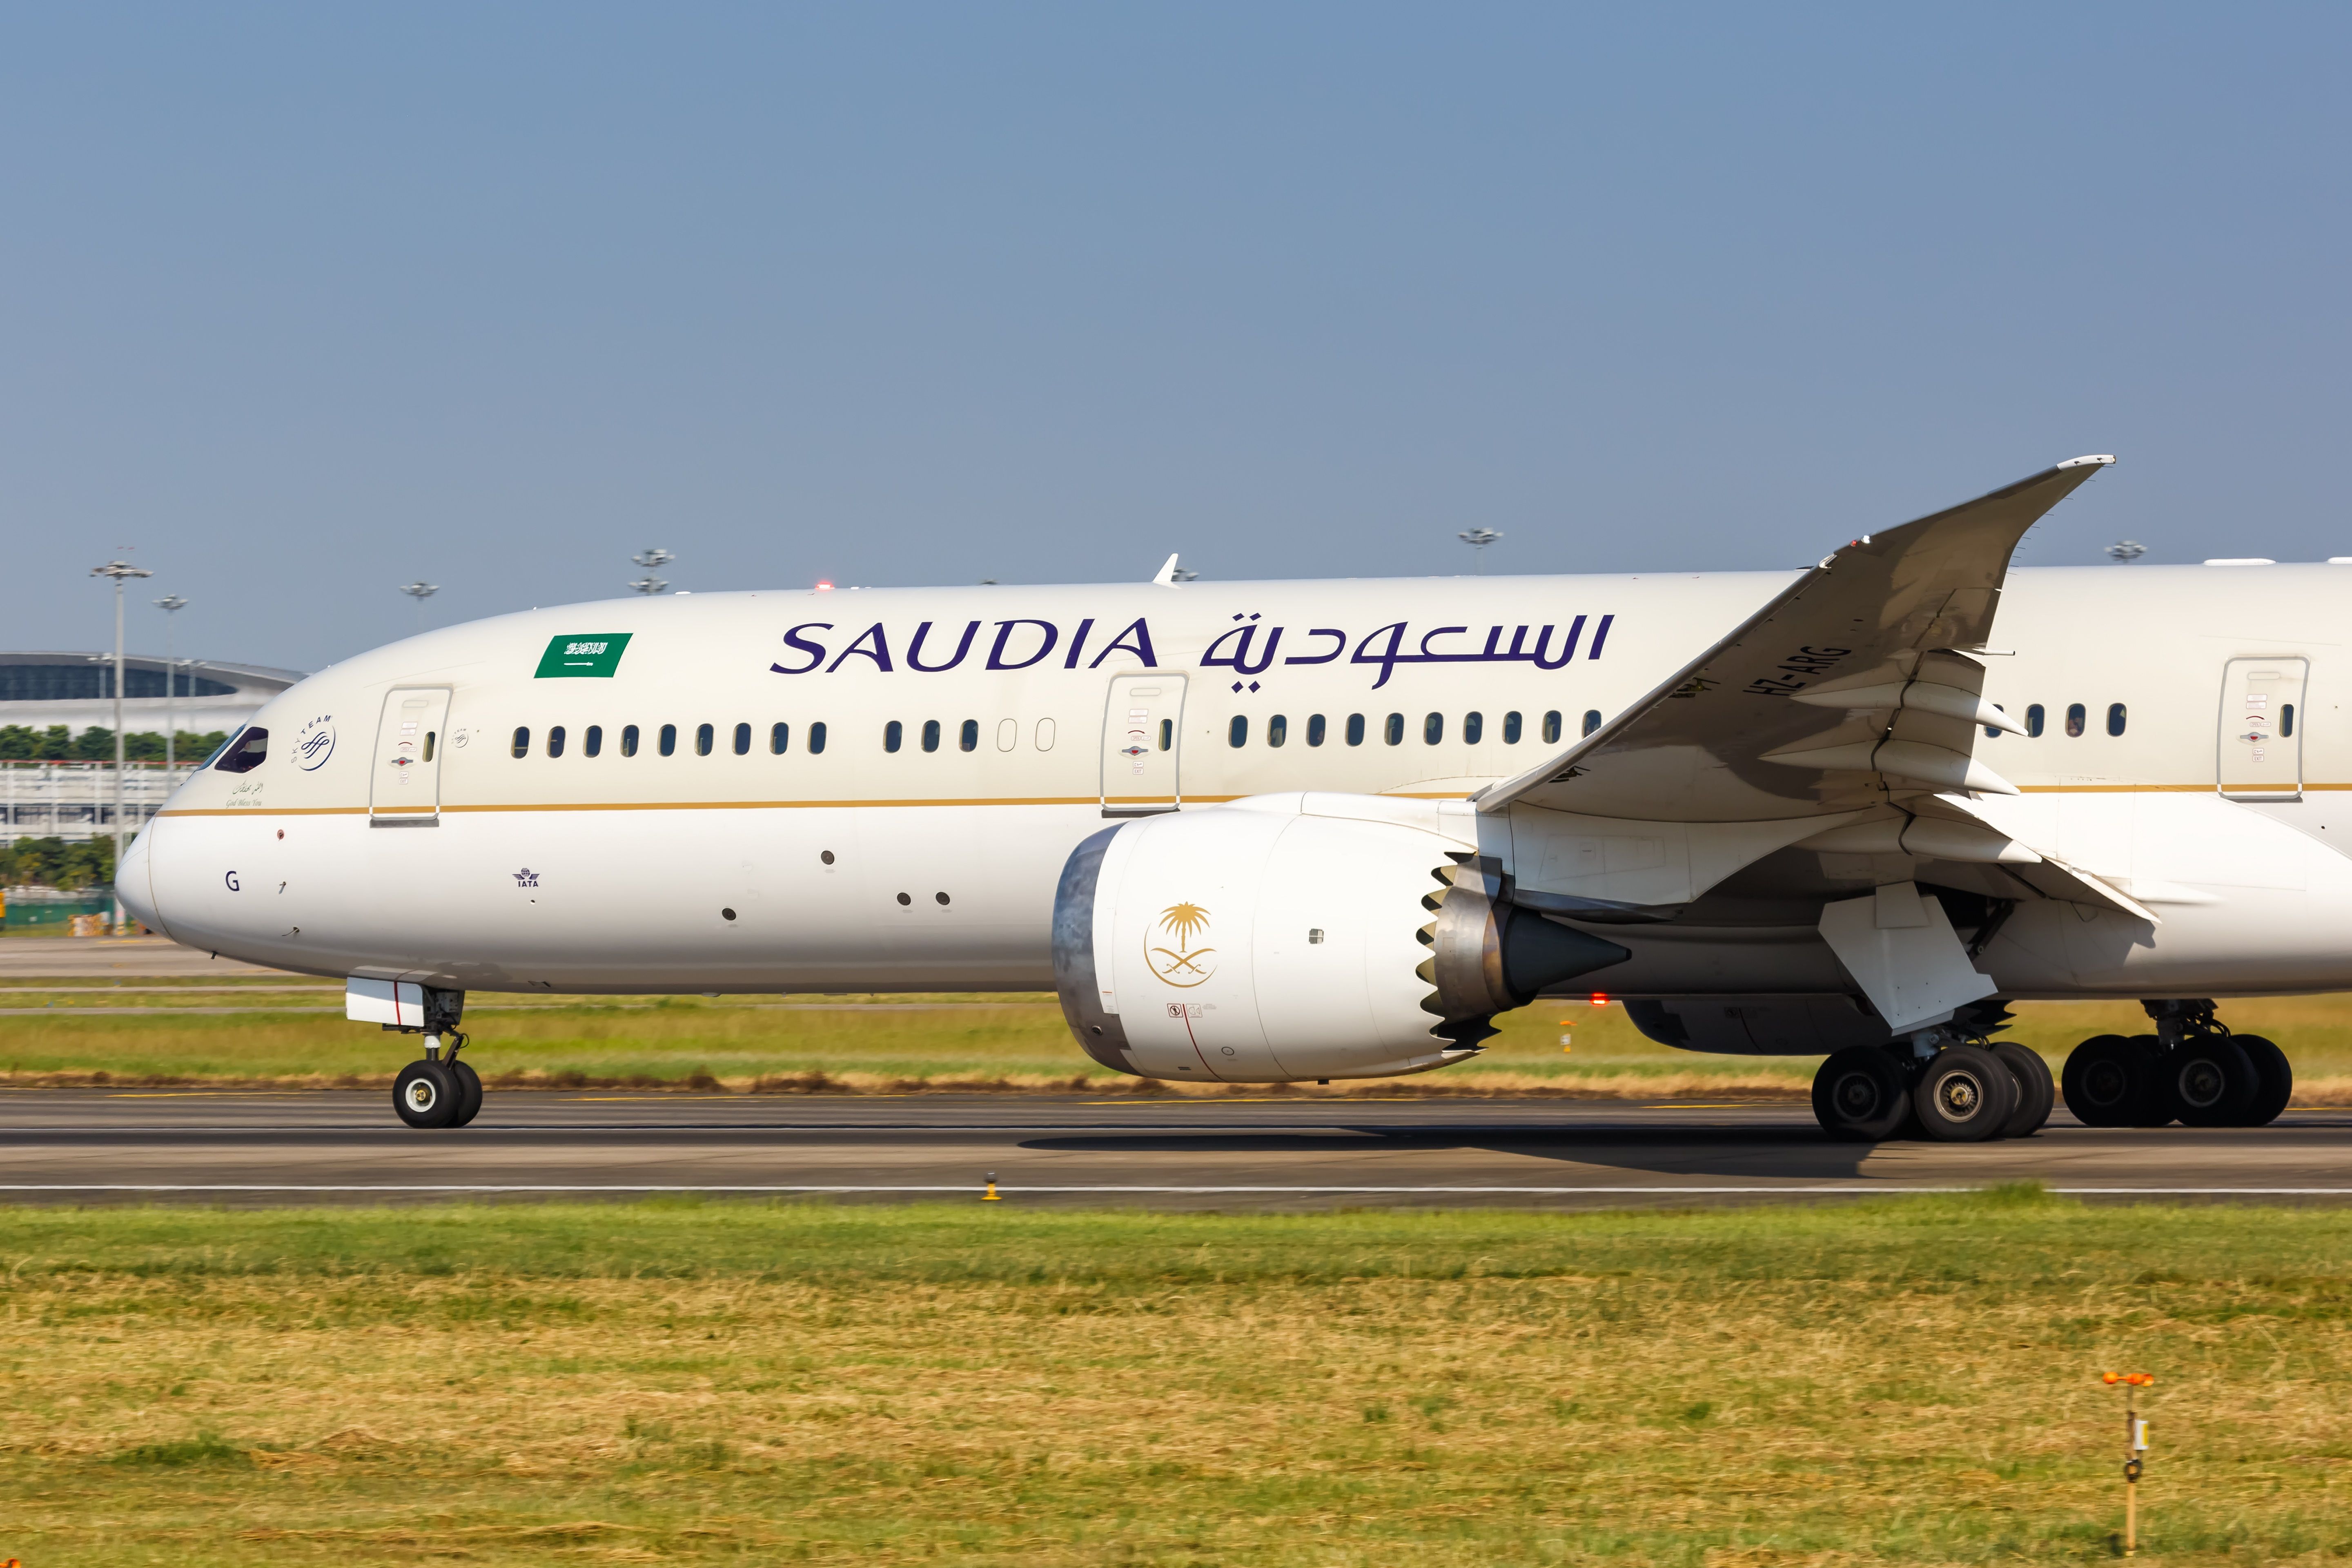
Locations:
2;1183;2350;1197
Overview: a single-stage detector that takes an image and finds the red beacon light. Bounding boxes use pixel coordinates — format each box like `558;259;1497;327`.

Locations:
1590;992;1610;1007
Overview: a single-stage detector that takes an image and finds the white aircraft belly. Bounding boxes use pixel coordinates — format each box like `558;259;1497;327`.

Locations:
146;806;1076;991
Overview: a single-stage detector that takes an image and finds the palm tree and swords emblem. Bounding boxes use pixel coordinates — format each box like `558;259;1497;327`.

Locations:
1147;902;1216;987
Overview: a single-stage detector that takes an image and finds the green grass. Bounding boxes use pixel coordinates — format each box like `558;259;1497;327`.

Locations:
3;1195;2350;1563
9;987;2352;1098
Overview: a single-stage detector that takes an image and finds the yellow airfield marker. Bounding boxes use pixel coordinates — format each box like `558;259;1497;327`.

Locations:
2104;1371;2154;1554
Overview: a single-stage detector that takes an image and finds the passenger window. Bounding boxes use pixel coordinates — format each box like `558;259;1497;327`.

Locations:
884;721;903;753
1463;711;1483;744
997;718;1017;751
1346;713;1366;747
425;731;438;762
1384;713;1404;745
771;722;788;755
1543;711;1562;744
659;723;678;757
1268;714;1288;747
212;727;268;773
697;723;715;756
922;719;941;753
1502;711;1522;744
960;719;979;752
1983;706;2004;740
1306;714;1326;746
547;725;566;759
2065;703;2086;738
1583;710;1601;737
2283;703;2296;738
511;727;530;759
2025;704;2044;737
583;725;601;758
1158;718;1172;751
1423;712;1443;744
809;721;828;755
728;722;747;755
1229;715;1249;747
2107;703;2127;737
621;724;640;757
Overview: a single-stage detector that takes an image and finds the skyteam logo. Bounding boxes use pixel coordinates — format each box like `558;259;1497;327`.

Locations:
293;715;336;771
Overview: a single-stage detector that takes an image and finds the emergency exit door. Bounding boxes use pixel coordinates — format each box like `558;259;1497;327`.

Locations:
370;688;452;824
1100;674;1186;817
2218;657;2307;802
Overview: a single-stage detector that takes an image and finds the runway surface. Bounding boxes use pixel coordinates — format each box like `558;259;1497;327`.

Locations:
4;1090;2352;1207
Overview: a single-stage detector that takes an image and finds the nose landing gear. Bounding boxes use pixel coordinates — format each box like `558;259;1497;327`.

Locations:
394;1036;482;1129
383;986;482;1130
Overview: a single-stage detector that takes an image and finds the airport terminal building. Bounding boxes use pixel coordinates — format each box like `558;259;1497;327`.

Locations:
2;651;303;843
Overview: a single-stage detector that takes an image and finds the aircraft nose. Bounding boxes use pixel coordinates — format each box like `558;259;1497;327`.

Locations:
117;822;167;937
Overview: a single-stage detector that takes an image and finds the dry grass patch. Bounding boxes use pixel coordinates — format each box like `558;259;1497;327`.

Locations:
8;988;2352;1100
2;1196;2350;1564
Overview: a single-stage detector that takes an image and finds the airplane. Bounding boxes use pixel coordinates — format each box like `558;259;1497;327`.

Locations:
116;455;2343;1141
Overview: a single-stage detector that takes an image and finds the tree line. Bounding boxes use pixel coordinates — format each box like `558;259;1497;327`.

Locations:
0;726;232;764
3;835;116;890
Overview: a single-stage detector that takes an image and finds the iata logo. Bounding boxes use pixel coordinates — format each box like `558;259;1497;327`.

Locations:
1146;902;1216;988
294;715;336;771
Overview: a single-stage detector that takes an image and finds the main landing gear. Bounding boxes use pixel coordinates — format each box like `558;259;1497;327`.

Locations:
387;986;482;1130
1813;1029;2057;1143
2059;1000;2291;1129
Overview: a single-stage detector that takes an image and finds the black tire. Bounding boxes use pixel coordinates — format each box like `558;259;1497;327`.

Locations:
2124;1035;2176;1126
449;1058;484;1127
394;1060;459;1129
2162;1036;2260;1127
1913;1045;2018;1142
2062;1034;2150;1127
1812;1046;1913;1141
1991;1041;2055;1138
2235;1035;2293;1126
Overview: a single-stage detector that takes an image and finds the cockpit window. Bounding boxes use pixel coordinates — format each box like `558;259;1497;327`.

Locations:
198;728;246;770
212;727;270;773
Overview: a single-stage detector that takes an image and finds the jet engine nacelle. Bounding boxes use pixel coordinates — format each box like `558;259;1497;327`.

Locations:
1051;793;1629;1084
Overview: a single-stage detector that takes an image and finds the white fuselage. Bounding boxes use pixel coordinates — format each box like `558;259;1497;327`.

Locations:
120;565;2352;1004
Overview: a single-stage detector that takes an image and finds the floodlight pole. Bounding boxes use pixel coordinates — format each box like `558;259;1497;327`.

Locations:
631;548;675;595
1458;528;1502;575
154;595;188;773
92;557;152;932
400;581;440;632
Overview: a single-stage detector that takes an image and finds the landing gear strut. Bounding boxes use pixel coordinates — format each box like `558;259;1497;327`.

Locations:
388;987;481;1130
2060;1001;2291;1129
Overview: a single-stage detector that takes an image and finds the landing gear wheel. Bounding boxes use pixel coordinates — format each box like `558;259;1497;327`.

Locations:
448;1058;483;1127
1991;1041;2055;1138
394;1060;459;1129
2163;1036;2259;1127
1812;1047;1913;1141
2235;1035;2293;1126
2062;1034;2152;1127
1913;1045;2018;1142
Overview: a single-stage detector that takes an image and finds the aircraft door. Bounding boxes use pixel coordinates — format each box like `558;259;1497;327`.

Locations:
1101;674;1186;817
2218;657;2307;802
370;687;452;824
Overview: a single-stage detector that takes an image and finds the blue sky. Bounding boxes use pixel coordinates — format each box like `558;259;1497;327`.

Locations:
4;4;2347;672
